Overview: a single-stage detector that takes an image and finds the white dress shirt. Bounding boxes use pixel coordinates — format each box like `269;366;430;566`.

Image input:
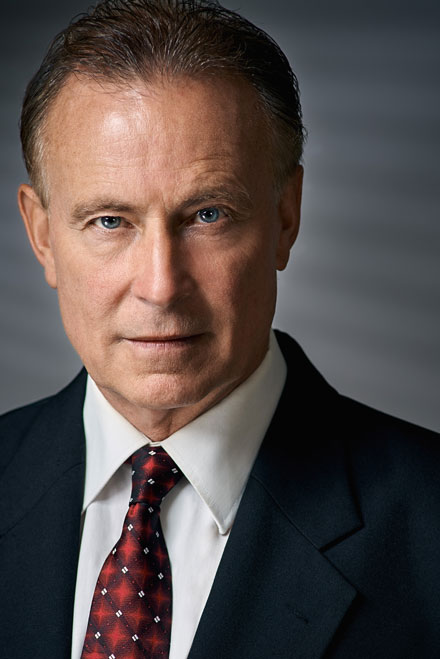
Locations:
71;330;287;659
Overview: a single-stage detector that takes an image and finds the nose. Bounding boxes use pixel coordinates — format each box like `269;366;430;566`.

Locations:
130;222;193;308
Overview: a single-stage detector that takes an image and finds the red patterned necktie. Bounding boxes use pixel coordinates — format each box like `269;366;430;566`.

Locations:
81;446;182;659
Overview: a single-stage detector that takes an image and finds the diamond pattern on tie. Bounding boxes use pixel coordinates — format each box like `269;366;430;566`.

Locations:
81;446;182;658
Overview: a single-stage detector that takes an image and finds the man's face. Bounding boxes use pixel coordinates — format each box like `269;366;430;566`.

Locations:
19;75;301;432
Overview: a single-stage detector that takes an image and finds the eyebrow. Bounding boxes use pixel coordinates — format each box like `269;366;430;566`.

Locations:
179;186;253;213
69;185;253;224
70;200;139;224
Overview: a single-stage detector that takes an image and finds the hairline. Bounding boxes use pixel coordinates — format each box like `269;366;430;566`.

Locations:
32;68;299;208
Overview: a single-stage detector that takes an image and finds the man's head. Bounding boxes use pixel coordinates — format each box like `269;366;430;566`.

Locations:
18;0;304;437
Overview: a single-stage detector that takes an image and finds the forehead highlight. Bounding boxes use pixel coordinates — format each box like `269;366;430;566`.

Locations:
41;74;273;207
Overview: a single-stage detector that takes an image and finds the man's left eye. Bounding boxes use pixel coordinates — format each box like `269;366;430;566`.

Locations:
196;207;223;224
95;216;123;229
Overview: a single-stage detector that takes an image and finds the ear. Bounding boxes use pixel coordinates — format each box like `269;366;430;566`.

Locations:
276;165;303;271
17;184;57;289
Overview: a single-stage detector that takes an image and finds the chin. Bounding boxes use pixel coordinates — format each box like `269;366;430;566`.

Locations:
116;371;219;411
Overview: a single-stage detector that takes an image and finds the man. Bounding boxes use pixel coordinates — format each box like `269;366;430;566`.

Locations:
1;1;439;657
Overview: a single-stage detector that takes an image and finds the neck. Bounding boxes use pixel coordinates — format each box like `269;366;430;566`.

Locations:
97;377;249;442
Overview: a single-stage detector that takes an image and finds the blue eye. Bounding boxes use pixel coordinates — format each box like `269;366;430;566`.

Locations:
197;207;221;224
97;216;122;229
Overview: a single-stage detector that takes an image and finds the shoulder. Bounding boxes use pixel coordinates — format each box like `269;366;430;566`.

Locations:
0;369;87;473
0;397;53;474
339;393;438;446
275;327;440;465
337;394;440;506
273;329;440;533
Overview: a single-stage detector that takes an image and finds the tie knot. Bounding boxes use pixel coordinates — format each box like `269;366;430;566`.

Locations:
130;446;182;506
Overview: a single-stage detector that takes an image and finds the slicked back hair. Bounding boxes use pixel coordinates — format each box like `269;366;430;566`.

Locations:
20;0;305;206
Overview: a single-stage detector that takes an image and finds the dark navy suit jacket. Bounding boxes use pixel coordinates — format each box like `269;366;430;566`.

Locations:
1;331;439;658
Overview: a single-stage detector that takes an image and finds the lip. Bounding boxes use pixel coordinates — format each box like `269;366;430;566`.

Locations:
126;334;200;342
123;333;204;349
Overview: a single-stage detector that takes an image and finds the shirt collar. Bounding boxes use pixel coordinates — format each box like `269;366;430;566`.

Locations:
83;330;286;534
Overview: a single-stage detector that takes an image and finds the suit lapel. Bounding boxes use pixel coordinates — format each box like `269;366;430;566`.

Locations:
189;332;362;658
188;481;357;659
0;370;87;657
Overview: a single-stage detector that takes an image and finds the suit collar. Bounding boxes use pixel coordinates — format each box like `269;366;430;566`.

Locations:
189;475;357;659
0;370;87;655
0;369;87;536
189;331;362;658
264;330;363;550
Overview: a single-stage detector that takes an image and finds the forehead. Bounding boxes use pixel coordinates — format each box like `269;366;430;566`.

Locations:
43;74;273;207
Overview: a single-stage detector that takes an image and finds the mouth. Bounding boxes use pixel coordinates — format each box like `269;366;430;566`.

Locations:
123;333;204;348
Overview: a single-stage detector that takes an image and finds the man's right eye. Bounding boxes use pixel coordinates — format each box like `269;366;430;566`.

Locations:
94;216;123;230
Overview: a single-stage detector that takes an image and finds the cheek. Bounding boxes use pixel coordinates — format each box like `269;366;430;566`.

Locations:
51;241;118;336
202;233;277;324
52;223;122;292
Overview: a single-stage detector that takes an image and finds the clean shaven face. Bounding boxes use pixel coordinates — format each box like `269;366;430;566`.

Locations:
19;75;302;437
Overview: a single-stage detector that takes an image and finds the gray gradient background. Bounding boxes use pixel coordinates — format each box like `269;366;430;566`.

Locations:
1;1;439;431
